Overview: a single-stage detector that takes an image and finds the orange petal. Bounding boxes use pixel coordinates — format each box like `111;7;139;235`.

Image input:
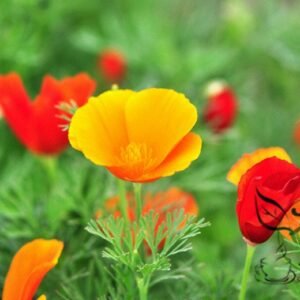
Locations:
279;201;300;240
3;239;64;300
125;88;197;168
69;90;135;165
227;147;292;186
143;187;199;217
140;133;202;181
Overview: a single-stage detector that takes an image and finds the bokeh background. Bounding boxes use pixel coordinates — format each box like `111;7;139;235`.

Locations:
1;0;300;298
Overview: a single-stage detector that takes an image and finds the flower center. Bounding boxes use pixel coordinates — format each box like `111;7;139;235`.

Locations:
119;143;154;176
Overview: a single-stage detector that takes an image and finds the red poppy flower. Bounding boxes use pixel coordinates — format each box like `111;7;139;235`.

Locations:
234;156;300;244
0;72;96;155
97;188;199;251
203;81;237;133
293;120;300;146
97;49;126;83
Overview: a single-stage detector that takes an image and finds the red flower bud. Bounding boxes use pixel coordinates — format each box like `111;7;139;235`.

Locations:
97;49;126;83
0;73;96;155
203;81;237;133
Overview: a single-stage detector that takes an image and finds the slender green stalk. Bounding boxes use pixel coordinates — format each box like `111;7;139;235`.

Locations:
136;275;149;300
37;155;57;183
239;244;256;300
133;183;142;222
118;179;129;225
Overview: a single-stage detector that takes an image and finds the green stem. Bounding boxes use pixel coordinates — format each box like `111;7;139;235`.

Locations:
133;183;142;222
118;179;129;224
37;155;57;183
136;276;149;300
239;244;256;300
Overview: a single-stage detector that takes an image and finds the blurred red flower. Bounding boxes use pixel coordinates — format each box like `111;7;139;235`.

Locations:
97;49;126;83
293;120;300;146
227;148;300;245
203;81;237;133
0;72;96;155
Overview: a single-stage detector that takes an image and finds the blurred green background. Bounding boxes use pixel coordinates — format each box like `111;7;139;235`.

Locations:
1;0;300;299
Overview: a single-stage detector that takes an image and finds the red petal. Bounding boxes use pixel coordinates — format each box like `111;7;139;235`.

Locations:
0;73;35;147
59;73;96;107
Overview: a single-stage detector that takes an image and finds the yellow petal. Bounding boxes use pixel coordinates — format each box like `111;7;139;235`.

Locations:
3;239;64;300
142;133;202;181
227;147;292;186
69;90;135;166
37;295;47;300
125;88;197;168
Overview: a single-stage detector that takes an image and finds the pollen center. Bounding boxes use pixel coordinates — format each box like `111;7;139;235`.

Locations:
119;143;154;176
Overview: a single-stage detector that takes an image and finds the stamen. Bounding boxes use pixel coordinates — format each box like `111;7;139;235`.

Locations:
119;143;154;177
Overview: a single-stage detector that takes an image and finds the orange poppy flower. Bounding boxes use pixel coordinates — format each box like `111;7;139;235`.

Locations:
2;239;64;300
0;73;96;155
97;49;127;83
69;88;202;182
99;187;199;251
143;187;199;228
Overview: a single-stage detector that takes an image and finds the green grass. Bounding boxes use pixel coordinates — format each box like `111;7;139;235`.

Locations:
1;0;300;299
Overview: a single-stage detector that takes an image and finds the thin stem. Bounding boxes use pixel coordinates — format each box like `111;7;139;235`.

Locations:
239;244;256;300
118;179;129;225
136;275;149;300
37;155;57;183
133;183;142;222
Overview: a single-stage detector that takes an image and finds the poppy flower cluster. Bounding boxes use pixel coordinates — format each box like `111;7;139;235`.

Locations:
0;73;96;155
98;187;199;251
69;88;202;182
2;239;63;300
227;147;300;245
203;81;237;133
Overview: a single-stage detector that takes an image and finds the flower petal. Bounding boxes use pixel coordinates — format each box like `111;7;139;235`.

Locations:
279;201;300;240
31;76;69;154
143;187;199;217
0;73;35;147
69;90;135;165
3;239;64;300
125;88;197;168
59;73;96;106
227;147;292;186
140;133;202;182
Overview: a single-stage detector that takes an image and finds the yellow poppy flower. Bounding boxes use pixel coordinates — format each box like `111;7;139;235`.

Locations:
69;88;202;182
2;239;64;300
